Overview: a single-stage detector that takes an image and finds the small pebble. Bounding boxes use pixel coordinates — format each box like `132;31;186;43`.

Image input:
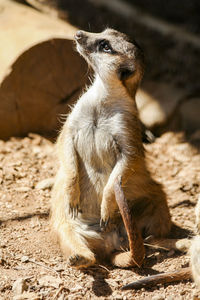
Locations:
152;295;165;300
176;239;191;253
167;249;175;257
15;187;30;193
21;256;29;263
12;278;28;295
35;178;54;190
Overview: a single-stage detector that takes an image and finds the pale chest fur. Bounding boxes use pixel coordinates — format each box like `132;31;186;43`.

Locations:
68;79;131;174
73;107;120;169
66;77;136;217
69;104;124;217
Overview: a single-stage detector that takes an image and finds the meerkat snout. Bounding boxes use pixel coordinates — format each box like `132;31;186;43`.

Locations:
74;30;84;40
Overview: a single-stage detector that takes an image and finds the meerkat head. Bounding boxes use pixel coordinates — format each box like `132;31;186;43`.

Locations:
74;28;144;96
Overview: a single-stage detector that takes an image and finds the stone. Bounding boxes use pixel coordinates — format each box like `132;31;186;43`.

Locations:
167;249;175;257
152;295;165;300
38;275;62;289
21;255;30;263
57;295;65;300
15;187;30;193
13;292;39;300
175;238;191;253
12;278;28;295
0;249;5;265
35;178;54;190
136;80;186;132
179;97;200;133
166;296;175;300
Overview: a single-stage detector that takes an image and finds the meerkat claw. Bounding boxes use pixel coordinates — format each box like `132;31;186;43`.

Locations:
100;217;110;231
69;204;79;219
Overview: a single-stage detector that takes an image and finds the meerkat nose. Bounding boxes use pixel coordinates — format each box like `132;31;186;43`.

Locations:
75;30;84;40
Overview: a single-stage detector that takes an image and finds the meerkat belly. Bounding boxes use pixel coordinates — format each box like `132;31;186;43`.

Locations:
74;121;118;217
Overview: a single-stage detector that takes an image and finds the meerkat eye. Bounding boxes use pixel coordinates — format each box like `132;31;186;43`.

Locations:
98;40;112;53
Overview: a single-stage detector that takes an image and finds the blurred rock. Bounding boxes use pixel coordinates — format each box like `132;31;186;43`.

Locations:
38;275;62;288
35;178;54;190
15;187;31;193
12;278;28;295
13;292;39;300
21;255;30;263
152;295;165;300
0;249;5;265
136;81;185;132
179;98;200;134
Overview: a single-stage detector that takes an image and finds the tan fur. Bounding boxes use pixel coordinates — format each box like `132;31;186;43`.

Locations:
190;195;200;289
51;28;171;268
190;236;200;289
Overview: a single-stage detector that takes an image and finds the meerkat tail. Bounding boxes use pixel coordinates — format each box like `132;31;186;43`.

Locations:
112;176;145;268
121;267;191;290
144;237;191;253
122;195;200;289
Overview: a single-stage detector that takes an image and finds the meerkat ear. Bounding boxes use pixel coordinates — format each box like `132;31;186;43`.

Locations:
117;62;135;81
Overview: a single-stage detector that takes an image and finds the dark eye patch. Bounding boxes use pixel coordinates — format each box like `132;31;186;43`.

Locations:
96;39;117;54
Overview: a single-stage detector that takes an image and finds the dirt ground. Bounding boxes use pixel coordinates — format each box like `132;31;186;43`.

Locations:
0;130;200;300
0;1;200;299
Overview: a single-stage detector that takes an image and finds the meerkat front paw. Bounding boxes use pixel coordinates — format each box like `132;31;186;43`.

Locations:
100;200;112;231
100;187;117;231
65;185;81;219
100;215;110;231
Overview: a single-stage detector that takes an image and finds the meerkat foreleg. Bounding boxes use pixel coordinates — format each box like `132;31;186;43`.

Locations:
100;156;131;229
52;132;96;267
52;179;96;268
56;131;81;217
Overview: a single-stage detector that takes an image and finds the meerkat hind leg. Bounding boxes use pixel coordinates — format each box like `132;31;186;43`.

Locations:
58;222;96;268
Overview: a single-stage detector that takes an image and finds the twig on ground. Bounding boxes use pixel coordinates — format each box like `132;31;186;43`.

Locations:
121;267;191;290
0;210;50;224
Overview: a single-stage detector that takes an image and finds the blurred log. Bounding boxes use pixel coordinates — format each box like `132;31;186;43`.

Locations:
24;0;65;18
0;0;87;139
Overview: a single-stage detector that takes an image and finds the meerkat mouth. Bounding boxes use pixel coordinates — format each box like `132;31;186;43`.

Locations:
74;30;87;47
74;30;91;64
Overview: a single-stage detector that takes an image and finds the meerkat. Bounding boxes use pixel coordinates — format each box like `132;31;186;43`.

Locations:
51;28;171;268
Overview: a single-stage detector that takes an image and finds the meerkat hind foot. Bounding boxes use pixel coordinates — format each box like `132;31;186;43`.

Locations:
68;254;96;268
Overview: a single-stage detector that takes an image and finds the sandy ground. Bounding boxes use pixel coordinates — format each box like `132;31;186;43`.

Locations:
0;1;200;299
0;130;200;299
